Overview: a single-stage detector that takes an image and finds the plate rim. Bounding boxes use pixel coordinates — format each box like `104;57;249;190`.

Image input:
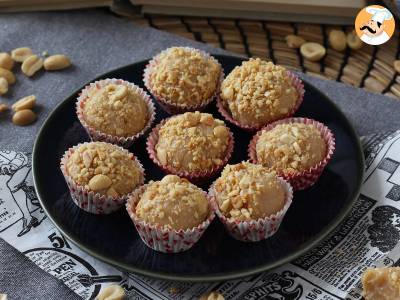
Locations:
32;54;365;282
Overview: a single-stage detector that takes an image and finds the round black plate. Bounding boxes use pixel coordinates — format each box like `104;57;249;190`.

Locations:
33;55;364;282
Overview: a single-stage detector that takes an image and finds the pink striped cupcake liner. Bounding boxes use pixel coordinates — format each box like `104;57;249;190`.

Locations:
146;117;234;184
143;46;224;115
76;78;155;149
208;176;293;242
60;142;145;214
248;117;335;191
126;184;215;253
217;71;304;132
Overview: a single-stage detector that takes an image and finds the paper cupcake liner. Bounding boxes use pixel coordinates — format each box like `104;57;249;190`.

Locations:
209;176;293;242
146;118;235;184
217;71;304;132
126;184;215;253
76;78;156;148
248;117;335;191
143;47;224;115
60;142;145;214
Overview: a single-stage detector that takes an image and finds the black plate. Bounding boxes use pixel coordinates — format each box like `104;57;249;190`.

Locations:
33;55;364;282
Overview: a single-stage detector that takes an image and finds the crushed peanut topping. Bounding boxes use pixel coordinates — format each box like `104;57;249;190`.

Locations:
220;58;298;126
66;142;142;197
362;267;400;300
135;175;209;230
150;47;221;107
256;123;326;175
82;83;149;137
155;111;230;172
214;162;285;221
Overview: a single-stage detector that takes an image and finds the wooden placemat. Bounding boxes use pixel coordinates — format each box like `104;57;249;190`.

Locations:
127;14;400;99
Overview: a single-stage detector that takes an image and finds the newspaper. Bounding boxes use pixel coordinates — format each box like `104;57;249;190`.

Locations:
1;129;400;299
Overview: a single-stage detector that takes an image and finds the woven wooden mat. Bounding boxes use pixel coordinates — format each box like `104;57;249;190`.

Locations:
129;15;400;99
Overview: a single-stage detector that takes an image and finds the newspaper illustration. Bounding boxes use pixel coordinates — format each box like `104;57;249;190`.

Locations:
1;129;400;299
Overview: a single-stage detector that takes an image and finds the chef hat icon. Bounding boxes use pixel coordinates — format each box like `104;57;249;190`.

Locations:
366;6;393;24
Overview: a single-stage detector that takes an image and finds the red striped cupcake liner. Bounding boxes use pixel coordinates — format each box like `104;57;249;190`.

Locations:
143;46;224;115
146;117;234;184
217;71;304;132
60;142;145;214
208;176;293;242
76;78;155;149
126;184;215;253
248;117;335;191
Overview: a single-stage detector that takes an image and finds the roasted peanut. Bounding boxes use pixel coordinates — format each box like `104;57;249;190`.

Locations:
88;174;112;191
12;109;37;126
96;285;125;300
0;68;16;84
300;42;326;62
346;31;363;50
285;34;306;48
11;47;33;62
0;53;14;70
394;60;400;73
329;30;347;51
0;78;8;95
21;55;43;77
12;95;36;111
44;54;71;71
199;291;225;300
0;103;8;113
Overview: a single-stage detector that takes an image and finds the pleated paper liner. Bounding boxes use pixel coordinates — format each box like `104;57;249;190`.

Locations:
208;176;293;242
60;142;145;214
248;117;335;191
126;184;215;253
76;78;155;149
146;117;234;184
217;71;305;132
143;46;224;115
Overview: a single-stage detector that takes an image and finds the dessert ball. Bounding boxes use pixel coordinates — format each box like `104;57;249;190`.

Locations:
148;47;221;108
255;122;327;175
135;175;209;230
213;162;286;221
220;58;298;127
66;142;143;197
155;111;231;173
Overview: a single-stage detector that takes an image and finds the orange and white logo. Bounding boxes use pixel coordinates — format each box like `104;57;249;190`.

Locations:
355;5;395;45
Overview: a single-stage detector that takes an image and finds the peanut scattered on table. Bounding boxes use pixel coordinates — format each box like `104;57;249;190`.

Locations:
285;34;306;48
300;42;326;62
0;53;14;70
12;95;36;111
44;54;71;71
0;78;8;95
346;31;363;50
96;284;125;300
0;67;16;84
329;30;347;52
21;55;43;77
0;103;8;113
11;47;33;62
12;109;37;126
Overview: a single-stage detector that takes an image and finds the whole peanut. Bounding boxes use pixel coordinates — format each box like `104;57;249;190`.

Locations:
12;95;36;111
300;42;326;62
21;55;43;77
0;68;16;84
44;54;71;71
0;78;8;95
11;47;33;62
0;53;14;70
12;109;37;126
329;30;347;52
0;103;8;113
346;31;363;50
285;35;306;48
